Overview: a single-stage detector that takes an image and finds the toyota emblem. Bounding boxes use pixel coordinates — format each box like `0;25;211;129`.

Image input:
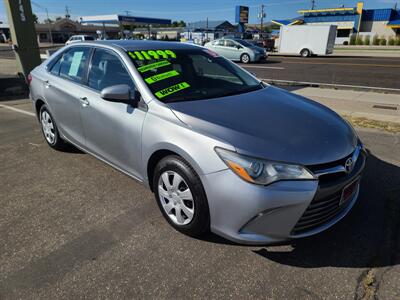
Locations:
344;158;354;173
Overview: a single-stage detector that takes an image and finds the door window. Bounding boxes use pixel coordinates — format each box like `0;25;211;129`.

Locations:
88;48;135;91
223;40;236;48
59;47;91;83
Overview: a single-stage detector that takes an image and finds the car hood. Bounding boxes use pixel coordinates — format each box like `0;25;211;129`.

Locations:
168;86;358;165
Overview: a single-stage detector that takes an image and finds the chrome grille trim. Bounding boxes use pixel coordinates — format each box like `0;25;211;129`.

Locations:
313;145;361;178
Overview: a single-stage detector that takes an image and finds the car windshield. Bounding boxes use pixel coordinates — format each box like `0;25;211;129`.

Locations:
236;40;254;47
127;48;262;103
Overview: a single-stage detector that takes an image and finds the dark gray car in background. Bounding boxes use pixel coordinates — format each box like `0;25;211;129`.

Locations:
28;40;367;244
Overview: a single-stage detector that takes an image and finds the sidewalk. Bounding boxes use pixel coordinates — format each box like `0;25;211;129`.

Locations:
292;87;400;124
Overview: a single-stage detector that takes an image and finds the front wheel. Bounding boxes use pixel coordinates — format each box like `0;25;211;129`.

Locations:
240;53;251;64
153;155;210;237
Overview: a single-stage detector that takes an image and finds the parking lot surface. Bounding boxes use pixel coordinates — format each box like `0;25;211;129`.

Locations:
0;100;399;299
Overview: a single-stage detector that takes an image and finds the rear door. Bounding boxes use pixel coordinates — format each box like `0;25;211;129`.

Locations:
43;46;91;147
79;48;146;178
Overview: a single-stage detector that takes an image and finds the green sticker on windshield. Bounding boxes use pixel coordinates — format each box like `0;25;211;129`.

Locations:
145;70;180;84
155;82;190;99
137;60;171;73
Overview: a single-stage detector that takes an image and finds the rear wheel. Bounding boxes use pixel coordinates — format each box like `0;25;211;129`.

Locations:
39;105;66;150
300;48;311;57
240;53;251;64
153;155;210;237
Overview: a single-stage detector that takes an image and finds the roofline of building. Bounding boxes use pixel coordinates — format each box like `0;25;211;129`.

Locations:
298;7;356;14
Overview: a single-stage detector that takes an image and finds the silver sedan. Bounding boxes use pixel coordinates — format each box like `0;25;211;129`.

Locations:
29;40;366;244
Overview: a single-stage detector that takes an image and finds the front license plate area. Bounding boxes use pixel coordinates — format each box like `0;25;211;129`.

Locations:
340;177;360;206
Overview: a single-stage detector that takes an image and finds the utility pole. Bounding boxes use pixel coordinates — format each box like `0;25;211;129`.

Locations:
311;0;316;10
3;0;41;78
65;6;70;19
45;8;53;44
258;4;266;34
32;2;53;44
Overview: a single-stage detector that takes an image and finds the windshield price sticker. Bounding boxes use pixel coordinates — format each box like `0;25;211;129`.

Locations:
137;60;171;73
155;82;190;99
145;70;180;84
128;50;177;61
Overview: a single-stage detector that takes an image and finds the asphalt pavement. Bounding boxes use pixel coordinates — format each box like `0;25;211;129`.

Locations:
240;56;400;90
0;99;399;299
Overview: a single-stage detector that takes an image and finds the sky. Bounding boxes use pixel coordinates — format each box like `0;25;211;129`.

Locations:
0;0;398;25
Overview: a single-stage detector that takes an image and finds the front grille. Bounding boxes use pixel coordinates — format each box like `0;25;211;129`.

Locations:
291;150;366;236
291;190;351;235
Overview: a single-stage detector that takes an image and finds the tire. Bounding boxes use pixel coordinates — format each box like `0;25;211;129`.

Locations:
153;155;210;237
300;48;310;57
240;53;251;64
39;105;66;150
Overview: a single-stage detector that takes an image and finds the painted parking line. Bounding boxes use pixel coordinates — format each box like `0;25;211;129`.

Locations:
0;103;35;117
241;65;285;70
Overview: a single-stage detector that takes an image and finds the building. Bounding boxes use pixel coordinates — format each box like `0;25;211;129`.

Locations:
35;18;119;43
272;2;400;44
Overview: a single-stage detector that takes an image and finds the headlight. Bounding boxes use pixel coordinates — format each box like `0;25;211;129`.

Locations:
215;147;315;185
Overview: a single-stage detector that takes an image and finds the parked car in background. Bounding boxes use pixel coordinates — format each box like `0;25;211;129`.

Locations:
205;38;267;63
248;39;275;52
65;35;96;45
29;40;366;245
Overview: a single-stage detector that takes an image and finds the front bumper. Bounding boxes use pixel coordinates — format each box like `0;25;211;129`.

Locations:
201;150;366;245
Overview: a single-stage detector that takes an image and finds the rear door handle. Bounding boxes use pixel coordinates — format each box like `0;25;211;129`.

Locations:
44;80;51;88
79;97;90;106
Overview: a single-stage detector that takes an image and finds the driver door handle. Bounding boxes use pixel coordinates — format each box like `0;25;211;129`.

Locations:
79;97;90;106
44;80;51;88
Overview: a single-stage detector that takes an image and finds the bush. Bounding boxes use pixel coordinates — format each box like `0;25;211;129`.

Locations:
380;38;387;46
349;35;356;45
356;35;363;45
372;35;380;45
364;35;371;46
343;41;349;45
388;37;395;45
396;38;400;46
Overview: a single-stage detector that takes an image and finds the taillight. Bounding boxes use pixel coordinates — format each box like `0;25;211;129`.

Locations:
27;73;32;86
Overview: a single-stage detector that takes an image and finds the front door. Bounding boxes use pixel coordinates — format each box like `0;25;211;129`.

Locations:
79;48;146;179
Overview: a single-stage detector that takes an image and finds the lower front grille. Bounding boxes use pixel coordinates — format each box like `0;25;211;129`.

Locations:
291;191;351;235
291;150;366;236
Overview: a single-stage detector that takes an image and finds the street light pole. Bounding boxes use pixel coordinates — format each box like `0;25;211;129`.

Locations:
45;8;53;44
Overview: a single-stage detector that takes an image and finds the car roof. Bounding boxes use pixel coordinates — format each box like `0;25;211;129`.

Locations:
81;40;201;51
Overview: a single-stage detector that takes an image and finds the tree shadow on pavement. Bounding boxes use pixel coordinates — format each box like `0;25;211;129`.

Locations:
253;154;400;269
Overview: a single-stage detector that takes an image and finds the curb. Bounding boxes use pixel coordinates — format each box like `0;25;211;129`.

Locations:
263;79;400;95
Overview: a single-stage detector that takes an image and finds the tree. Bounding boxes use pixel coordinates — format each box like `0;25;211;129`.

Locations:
32;13;38;23
55;16;62;21
44;18;53;24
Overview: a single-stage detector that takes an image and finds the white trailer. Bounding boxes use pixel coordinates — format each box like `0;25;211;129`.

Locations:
276;25;337;57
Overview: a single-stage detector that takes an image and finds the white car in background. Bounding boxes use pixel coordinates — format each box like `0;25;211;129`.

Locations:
65;35;95;45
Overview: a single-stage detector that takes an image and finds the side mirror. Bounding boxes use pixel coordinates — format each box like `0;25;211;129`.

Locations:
236;45;242;49
100;84;139;107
